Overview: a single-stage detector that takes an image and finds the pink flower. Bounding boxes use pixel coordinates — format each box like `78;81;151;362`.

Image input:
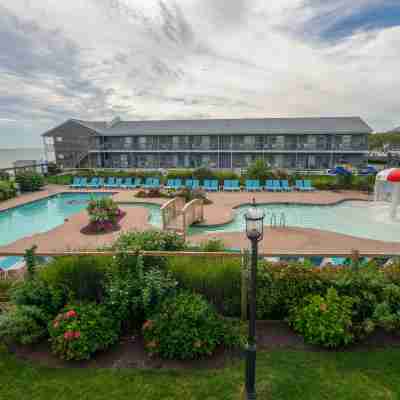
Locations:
74;331;81;339
65;310;77;318
64;331;74;340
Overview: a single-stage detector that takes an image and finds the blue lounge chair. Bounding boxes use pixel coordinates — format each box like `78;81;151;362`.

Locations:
70;177;82;188
303;180;315;192
165;179;176;189
98;177;105;187
224;180;238;191
192;179;200;189
273;180;282;192
265;180;275;192
104;177;116;189
295;180;305;191
115;178;124;188
121;177;135;189
78;177;87;188
223;180;232;191
143;178;160;189
203;179;219;191
245;180;262;191
133;178;142;188
87;177;100;189
174;179;183;190
185;179;194;189
281;180;292;192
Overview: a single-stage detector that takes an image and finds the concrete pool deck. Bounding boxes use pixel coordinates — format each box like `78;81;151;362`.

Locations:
1;185;399;255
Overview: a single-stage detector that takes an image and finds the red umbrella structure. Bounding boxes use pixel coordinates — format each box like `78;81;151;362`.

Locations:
375;169;400;219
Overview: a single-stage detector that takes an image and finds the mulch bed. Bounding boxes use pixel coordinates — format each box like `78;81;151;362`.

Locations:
8;321;400;370
80;211;126;235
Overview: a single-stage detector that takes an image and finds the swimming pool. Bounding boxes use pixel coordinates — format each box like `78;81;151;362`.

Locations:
0;192;112;248
126;201;400;243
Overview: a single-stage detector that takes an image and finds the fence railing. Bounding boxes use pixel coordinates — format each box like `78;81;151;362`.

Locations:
160;197;185;232
182;199;204;235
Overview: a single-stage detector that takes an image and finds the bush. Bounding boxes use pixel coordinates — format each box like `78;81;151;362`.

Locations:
166;170;193;180
200;238;226;252
167;256;241;316
142;292;242;359
11;278;66;318
105;255;177;324
135;188;168;198
192;167;215;182
112;230;185;270
0;305;48;345
39;256;110;303
174;187;212;205
49;303;119;361
46;174;73;185
0;180;16;201
289;288;355;348
245;159;272;181
15;171;45;192
373;284;400;333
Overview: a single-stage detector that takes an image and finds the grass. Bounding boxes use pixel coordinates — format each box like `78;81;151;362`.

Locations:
2;346;400;399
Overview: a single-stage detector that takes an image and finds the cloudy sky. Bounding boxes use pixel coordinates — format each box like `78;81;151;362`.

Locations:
1;0;400;148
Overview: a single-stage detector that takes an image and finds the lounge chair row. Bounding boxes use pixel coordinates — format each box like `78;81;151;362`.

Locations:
70;177;315;192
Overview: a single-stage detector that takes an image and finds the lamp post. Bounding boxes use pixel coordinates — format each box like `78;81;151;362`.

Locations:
244;198;265;400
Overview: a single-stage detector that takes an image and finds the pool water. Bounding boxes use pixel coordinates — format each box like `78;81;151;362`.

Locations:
0;192;111;248
127;201;400;243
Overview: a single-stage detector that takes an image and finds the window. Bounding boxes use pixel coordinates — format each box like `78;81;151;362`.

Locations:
56;137;63;142
58;154;64;159
45;137;54;145
124;137;133;147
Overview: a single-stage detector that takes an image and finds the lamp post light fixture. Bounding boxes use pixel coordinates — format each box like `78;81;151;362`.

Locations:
244;198;265;400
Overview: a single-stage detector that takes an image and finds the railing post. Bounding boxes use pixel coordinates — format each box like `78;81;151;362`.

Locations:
241;249;250;321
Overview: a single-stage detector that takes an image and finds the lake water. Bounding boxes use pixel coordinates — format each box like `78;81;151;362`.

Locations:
0;148;45;169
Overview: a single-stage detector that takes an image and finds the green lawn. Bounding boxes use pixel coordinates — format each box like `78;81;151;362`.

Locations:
1;347;400;400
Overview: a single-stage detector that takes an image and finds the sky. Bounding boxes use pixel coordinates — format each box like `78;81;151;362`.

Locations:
1;0;400;148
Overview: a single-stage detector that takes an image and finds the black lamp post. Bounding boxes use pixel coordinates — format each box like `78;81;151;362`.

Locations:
244;198;265;400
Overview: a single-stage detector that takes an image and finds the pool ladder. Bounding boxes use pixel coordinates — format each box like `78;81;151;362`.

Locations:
269;212;287;228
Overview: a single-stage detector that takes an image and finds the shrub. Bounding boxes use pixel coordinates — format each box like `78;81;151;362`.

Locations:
0;180;16;201
167;256;241;317
49;303;119;361
289;288;355;348
112;230;185;270
142;292;242;359
256;263;329;320
87;197;122;232
15;171;45;192
11;278;66;318
105;255;177;324
245;159;272;181
135;188;168;198
166;170;193;180
39;256;110;303
373;284;400;333
0;305;48;345
174;187;212;205
200;238;226;252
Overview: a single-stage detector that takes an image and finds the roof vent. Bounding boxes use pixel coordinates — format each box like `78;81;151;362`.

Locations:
107;116;121;128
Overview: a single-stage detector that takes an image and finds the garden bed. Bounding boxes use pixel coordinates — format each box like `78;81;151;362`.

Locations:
80;211;126;235
8;321;400;370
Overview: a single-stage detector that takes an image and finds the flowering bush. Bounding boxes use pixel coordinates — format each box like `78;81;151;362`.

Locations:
142;292;243;360
49;303;119;360
289;287;355;348
86;197;124;232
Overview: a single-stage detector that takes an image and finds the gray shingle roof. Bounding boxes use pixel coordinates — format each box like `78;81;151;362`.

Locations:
72;117;373;136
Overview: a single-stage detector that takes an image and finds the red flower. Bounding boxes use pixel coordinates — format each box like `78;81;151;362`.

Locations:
53;321;59;329
65;310;77;318
74;331;81;339
64;331;74;340
142;320;154;331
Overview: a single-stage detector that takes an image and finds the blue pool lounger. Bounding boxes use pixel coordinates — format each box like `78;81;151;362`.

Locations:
265;180;274;191
295;180;305;191
121;177;136;189
143;178;160;189
302;180;316;191
281;180;292;192
245;180;262;191
272;180;282;192
104;177;116;189
203;179;219;191
87;177;101;189
70;177;82;188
